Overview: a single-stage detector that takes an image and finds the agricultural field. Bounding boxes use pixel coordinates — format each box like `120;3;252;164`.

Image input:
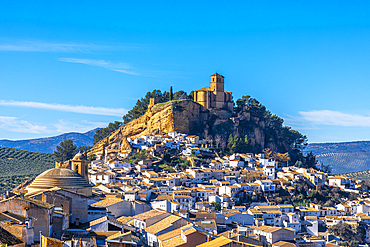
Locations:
342;170;370;180
0;147;55;190
306;141;370;175
316;152;370;174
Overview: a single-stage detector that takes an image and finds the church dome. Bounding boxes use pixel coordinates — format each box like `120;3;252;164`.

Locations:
27;168;91;191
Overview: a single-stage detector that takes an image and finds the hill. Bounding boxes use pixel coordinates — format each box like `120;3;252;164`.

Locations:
0;146;55;190
0;129;97;153
305;141;370;175
89;98;305;159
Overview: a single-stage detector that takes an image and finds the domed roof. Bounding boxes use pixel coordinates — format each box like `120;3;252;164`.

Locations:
27;168;91;190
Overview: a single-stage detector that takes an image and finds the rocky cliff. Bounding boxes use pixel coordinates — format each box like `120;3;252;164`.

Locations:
89;99;294;156
89;100;205;156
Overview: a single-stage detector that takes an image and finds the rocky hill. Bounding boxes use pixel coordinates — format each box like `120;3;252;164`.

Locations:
89;99;301;156
0;129;97;153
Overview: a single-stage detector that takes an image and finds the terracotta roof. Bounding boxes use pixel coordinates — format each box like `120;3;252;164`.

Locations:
158;228;182;241
134;209;167;221
116;216;133;224
144;215;183;234
197;236;232;247
3;195;54;209
91;198;123;207
90;216;124;227
273;241;297;247
0;226;23;245
0;211;28;223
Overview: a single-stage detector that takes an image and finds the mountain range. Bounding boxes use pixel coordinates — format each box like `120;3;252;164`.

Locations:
0;129;97;153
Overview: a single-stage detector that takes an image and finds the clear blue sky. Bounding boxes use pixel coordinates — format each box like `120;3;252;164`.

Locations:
1;1;370;143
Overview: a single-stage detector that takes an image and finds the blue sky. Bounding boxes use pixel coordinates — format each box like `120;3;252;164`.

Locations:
0;1;370;143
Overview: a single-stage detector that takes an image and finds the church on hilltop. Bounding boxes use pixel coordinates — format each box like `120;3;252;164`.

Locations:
194;73;233;111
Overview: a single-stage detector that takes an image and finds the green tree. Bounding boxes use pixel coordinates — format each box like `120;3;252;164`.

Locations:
329;222;365;243
213;202;221;211
122;89;191;124
305;152;317;169
93;121;123;144
78;145;92;154
234;95;307;154
54;140;77;163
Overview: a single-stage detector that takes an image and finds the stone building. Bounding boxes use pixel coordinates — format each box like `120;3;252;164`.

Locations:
0;195;65;242
56;151;89;179
24;152;92;197
194;73;233;111
25;167;92;197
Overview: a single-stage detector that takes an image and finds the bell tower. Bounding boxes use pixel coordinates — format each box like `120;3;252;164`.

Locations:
210;73;225;92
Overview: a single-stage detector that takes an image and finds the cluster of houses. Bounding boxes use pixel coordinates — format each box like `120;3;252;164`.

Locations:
0;132;368;247
126;132;210;156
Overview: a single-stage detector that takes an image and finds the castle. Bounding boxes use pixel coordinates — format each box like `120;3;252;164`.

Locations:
194;73;233;111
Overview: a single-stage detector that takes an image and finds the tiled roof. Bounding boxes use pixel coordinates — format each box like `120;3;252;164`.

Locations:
0;226;23;245
89;216;124;227
134;209;167;221
144;215;183;234
91;198;123;207
116;216;133;224
162;236;185;247
197;236;233;247
158;228;182;241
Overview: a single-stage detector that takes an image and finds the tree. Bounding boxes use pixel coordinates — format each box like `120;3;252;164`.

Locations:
305;152;317;169
329;222;365;244
54;140;77;163
122;89;191;124
213;202;221;211
320;163;332;174
78;145;92;154
93;121;123;144
226;134;250;154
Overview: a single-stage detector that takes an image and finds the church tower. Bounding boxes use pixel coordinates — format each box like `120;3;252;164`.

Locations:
194;73;233;111
210;73;225;92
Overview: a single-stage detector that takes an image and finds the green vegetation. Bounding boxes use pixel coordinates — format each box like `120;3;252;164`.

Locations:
319;152;370;175
234;95;307;152
0;147;55;190
226;134;250;154
343;169;370;180
125;150;155;164
288;179;357;206
93;121;123;144
306;141;370;175
233;95;316;167
53;140;78;163
123;89;190;124
329;222;366;245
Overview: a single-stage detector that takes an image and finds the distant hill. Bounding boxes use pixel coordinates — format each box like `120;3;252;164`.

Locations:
0;146;55;190
305;141;370;175
0;129;97;153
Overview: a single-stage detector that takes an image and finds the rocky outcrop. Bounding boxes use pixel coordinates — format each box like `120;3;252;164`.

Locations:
89;99;292;156
89;100;205;156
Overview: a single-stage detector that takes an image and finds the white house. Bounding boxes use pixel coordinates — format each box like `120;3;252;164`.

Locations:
90;171;116;185
151;200;180;213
